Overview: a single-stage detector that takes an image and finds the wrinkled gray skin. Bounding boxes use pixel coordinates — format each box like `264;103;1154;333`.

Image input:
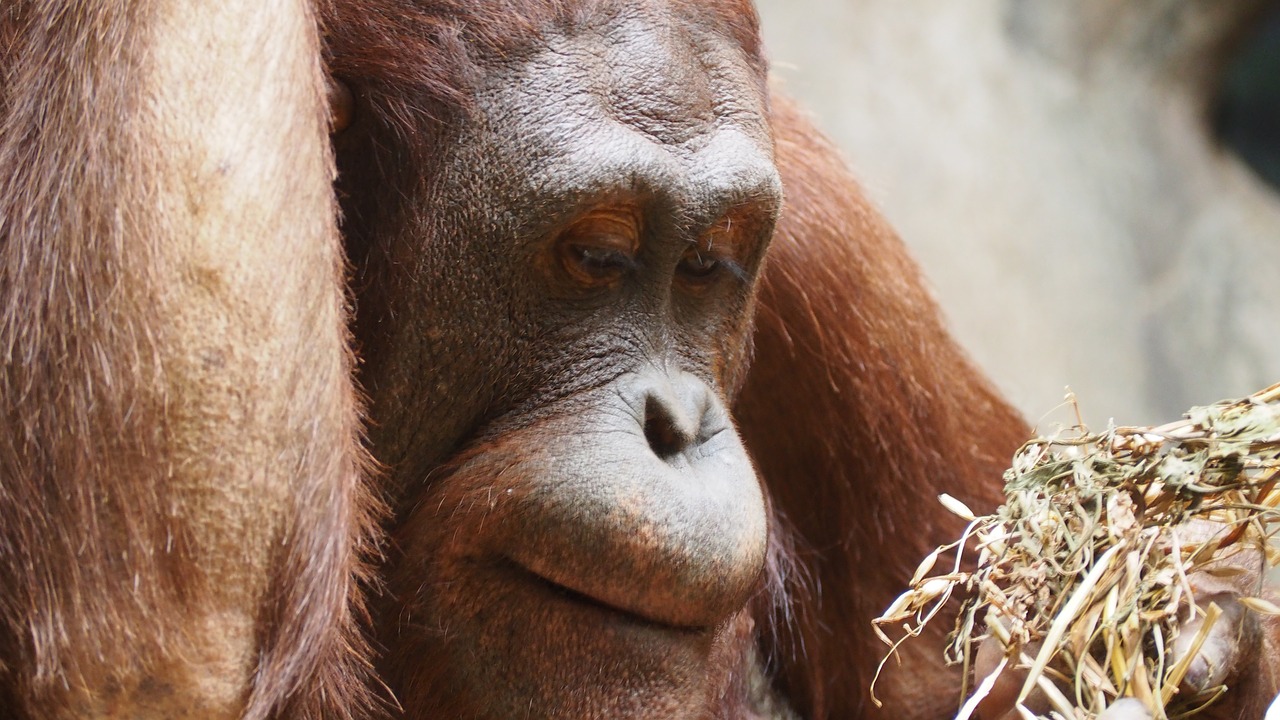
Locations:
759;0;1280;426
342;7;785;719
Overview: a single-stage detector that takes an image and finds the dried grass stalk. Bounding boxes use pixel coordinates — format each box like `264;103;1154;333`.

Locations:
873;382;1280;719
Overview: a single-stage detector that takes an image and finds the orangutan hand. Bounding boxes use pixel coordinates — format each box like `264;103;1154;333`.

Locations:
1095;691;1280;720
971;521;1278;720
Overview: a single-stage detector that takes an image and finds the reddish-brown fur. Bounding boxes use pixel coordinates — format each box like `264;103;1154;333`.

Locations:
2;2;1275;719
0;2;377;718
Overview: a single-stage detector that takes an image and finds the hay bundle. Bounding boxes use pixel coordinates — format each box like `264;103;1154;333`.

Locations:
873;383;1280;719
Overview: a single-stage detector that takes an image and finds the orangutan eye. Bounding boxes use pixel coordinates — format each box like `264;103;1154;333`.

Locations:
677;212;756;286
556;207;641;286
568;241;636;275
677;246;721;279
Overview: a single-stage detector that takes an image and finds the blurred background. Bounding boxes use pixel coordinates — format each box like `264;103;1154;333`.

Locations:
755;0;1280;428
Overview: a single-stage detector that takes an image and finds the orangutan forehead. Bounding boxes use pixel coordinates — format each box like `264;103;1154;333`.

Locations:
475;0;766;67
322;0;766;141
476;13;771;151
454;22;780;239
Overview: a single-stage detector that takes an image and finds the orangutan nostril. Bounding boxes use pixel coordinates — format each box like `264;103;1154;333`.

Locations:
643;396;689;459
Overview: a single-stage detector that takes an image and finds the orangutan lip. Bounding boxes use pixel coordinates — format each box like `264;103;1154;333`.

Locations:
500;559;710;635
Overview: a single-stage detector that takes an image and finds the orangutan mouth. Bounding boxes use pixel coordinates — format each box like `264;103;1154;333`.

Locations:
501;558;713;635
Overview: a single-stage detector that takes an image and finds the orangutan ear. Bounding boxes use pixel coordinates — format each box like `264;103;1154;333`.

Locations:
329;76;354;134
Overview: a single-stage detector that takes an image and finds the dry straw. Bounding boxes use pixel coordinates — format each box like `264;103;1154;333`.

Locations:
873;382;1280;719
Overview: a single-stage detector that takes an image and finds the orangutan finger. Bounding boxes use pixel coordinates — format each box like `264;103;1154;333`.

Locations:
1097;698;1152;720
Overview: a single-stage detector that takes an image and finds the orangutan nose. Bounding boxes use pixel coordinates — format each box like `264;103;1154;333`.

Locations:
637;370;727;462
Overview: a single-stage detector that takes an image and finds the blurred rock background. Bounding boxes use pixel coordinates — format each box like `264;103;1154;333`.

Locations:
756;0;1280;428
